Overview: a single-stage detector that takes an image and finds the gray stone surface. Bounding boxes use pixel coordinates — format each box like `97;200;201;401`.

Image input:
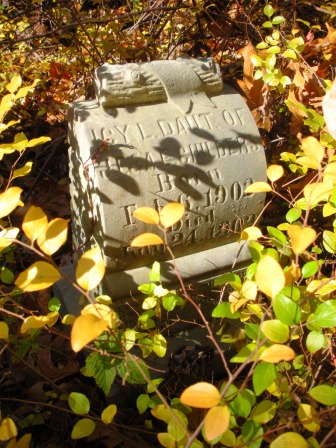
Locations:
68;57;266;300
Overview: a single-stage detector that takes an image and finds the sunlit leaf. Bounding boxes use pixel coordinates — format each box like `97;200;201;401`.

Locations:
133;207;160;224
0;187;23;219
14;79;40;100
71;418;95;439
261;320;289;343
323;230;336;253
255;255;285;299
152;333;167;357
287;225;316;254
0;227;20;250
303;181;333;207
71;314;108;352
131;233;164;247
313;300;336;327
26;136;51;148
12;133;28;151
180;382;221;408
244;182;272;193
241;280;257;300
20;311;58;333
157;433;175;448
0;321;9;340
15;261;61;291
0;417;17;441
81;303;119;329
37;218;69;255
259;344;295;363
270;432;308;448
301;136;325;165
159;202;185;228
267;165;284;182
101;404;117;424
76;246;105;291
12;161;33;179
323;78;336;139
204;406;230;442
22;206;48;242
6;75;22;94
68;392;90;415
240;226;263;241
323;161;336;184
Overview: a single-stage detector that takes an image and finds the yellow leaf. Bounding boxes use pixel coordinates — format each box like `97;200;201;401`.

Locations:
287;225;316;254
12;161;33;179
14;79;40;100
0;187;23;219
9;433;32;448
323;162;336;184
270;432;308;448
131;233;164;247
0;227;19;250
15;261;61;291
301;136;325;165
62;314;76;325
81;303;119;329
0;418;17;441
259;344;295;363
0;321;9;340
303;181;333;207
71;314;108;352
20;311;59;333
241;280;257;300
255;256;285;299
6;75;22;94
101;404;117;424
133;207;160;224
0;94;14;115
12;133;28;151
239;226;263;241
244;182;272;193
159;203;185;228
230;298;250;313
323;202;336;217
22;206;48;242
204;406;230;442
26;136;51;148
0;120;20;135
296;156;321;170
37;218;69;255
267;165;284;182
284;261;301;285
180;382;221;408
76;246;105;291
298;403;320;432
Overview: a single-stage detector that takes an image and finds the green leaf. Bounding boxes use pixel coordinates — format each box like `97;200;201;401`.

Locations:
261;320;289;343
137;394;151;414
117;357;150;385
251;400;276;423
270;432;308;448
323;230;336;254
264;4;274;18
306;331;327;353
273;294;301;325
256;42;269;50
272;16;286;24
212;302;240;319
48;297;61;312
83;353;116;395
262;21;273;28
242;421;263;448
167;410;188;442
313;300;336;327
230;389;255;418
214;273;241;289
1;267;14;284
68;392;90;415
138;283;155;295
162;293;177;311
286;208;301;223
230;343;258;363
149;261;160;282
245;323;262;341
152;333;167;357
309;384;336;405
253;362;277;396
71;418;95;439
302;261;319;279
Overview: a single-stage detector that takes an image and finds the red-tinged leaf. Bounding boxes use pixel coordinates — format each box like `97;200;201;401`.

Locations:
131;233;164;247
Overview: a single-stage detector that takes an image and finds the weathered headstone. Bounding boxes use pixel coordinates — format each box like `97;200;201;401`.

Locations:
68;58;267;299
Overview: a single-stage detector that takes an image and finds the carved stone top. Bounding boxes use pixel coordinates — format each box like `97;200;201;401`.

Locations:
94;57;223;113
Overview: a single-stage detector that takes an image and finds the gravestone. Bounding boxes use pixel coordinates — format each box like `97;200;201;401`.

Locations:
68;58;267;300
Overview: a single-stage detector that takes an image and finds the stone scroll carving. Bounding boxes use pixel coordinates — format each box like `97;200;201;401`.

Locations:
68;58;267;299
